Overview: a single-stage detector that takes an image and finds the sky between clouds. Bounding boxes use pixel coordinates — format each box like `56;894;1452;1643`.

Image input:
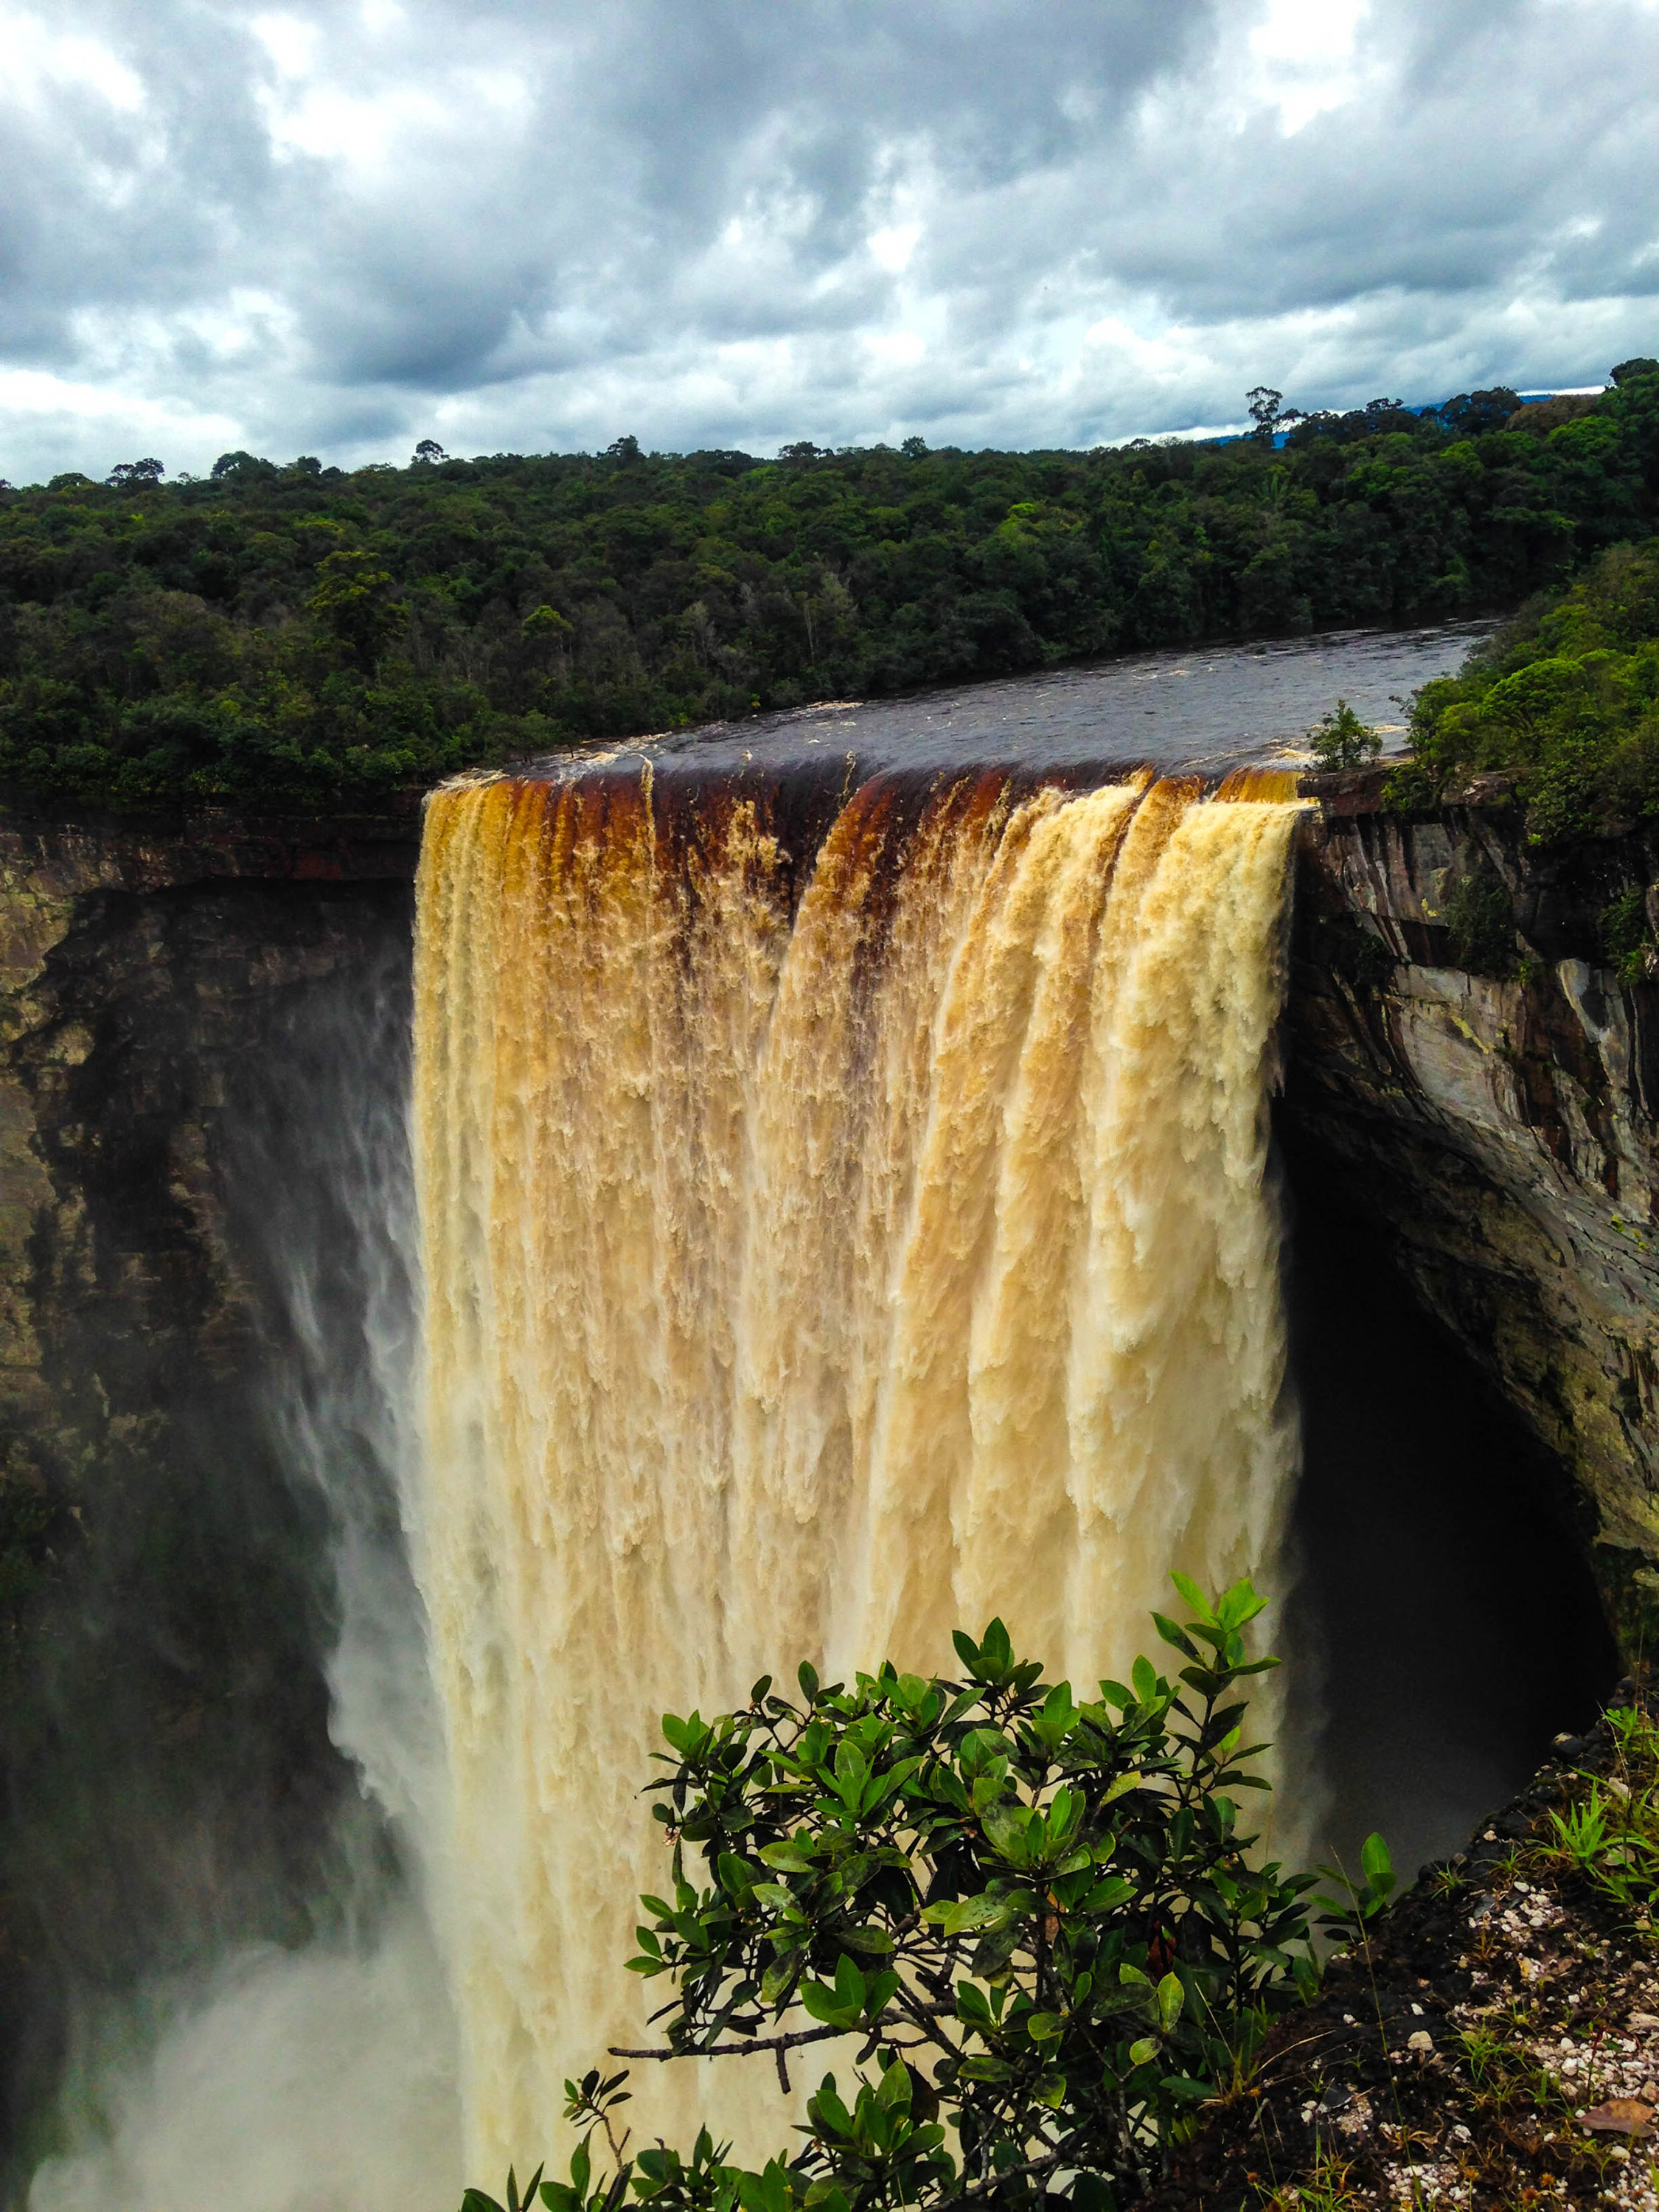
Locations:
1;0;1655;482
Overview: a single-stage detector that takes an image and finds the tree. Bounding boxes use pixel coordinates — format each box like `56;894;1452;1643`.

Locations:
209;451;278;484
1307;697;1381;771
1436;389;1520;437
414;439;448;465
1245;387;1283;443
466;1578;1321;2212
306;547;403;667
107;458;164;487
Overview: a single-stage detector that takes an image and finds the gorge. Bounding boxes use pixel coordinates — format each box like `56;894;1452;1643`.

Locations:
0;627;1636;2205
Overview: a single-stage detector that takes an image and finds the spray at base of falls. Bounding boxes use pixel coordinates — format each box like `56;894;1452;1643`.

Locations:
414;765;1308;2181
25;931;462;2212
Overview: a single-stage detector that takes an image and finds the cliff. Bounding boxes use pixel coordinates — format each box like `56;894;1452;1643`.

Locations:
0;799;420;2172
1285;765;1659;1652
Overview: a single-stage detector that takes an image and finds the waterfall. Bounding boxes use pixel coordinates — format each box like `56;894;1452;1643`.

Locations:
412;765;1307;2180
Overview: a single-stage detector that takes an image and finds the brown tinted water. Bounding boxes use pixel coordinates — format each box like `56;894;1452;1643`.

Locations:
539;616;1498;787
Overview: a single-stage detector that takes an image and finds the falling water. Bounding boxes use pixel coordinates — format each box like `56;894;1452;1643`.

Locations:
412;765;1308;2180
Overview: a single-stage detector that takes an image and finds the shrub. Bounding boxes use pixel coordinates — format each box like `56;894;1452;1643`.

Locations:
464;1578;1328;2212
1307;698;1381;771
1443;872;1517;975
1599;885;1658;984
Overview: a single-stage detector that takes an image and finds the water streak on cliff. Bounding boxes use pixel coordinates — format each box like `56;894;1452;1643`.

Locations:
412;766;1306;2175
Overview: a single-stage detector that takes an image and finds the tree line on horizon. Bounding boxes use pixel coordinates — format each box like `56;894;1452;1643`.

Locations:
0;364;1655;813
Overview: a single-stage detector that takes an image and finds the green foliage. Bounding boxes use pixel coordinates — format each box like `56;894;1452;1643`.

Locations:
1533;1704;1659;1917
1600;884;1658;984
1442;872;1517;975
1314;1831;1397;1948
1313;913;1397;990
1;363;1655;813
464;2165;547;2212
473;1579;1335;2212
1397;383;1659;842
1307;698;1380;771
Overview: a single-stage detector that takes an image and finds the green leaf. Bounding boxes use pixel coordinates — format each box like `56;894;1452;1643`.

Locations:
801;1983;860;2029
922;1891;1007;1935
970;1921;1023;1979
1130;1655;1158;1705
959;2055;1012;2083
981;1806;1033;1863
798;1660;819;1701
758;1840;815;1873
1151;1611;1199;1660
1159;2073;1216;2103
750;1882;800;1913
1361;1832;1396;1898
1168;1571;1218;1627
876;2059;911;2109
1156;1971;1184;2034
836;1925;895;1956
761;1949;805;2003
1215;1577;1267;1632
717;1852;754;1897
951;1630;979;1672
1127;2037;1158;2067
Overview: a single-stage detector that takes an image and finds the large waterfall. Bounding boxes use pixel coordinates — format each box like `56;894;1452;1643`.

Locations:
413;762;1307;2180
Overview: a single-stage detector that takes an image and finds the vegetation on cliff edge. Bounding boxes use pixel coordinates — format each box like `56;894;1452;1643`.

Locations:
1393;478;1659;843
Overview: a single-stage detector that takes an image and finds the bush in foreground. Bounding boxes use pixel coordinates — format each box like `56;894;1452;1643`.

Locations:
463;1578;1391;2212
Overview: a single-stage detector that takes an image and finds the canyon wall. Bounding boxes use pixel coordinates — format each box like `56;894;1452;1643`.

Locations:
1285;766;1659;1652
0;804;419;2174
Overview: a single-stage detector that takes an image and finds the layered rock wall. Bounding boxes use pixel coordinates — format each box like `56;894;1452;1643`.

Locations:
1286;768;1659;1649
0;802;419;2168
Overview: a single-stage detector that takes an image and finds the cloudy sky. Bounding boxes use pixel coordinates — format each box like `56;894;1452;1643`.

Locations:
1;0;1655;482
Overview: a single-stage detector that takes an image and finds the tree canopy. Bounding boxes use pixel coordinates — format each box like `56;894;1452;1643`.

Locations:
1;363;1655;813
1394;499;1659;841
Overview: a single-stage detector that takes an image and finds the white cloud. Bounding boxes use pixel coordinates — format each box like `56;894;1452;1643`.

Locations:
1247;0;1371;133
0;7;145;112
869;223;922;274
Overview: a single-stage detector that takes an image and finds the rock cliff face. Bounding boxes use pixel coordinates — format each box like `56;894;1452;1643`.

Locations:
0;801;419;2169
1285;765;1659;1652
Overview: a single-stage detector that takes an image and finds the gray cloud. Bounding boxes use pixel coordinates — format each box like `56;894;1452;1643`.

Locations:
0;0;1654;481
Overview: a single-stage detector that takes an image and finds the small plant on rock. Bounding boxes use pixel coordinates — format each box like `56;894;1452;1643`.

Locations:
1307;699;1382;772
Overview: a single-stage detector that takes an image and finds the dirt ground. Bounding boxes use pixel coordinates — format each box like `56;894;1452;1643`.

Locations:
1137;1685;1659;2211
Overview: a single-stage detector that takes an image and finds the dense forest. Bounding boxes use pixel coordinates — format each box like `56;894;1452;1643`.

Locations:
0;361;1655;811
1397;530;1659;844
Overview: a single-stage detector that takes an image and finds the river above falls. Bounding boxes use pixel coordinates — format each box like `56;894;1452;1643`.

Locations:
545;615;1499;787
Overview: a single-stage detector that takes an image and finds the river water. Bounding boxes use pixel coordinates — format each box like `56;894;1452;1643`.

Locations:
567;617;1499;784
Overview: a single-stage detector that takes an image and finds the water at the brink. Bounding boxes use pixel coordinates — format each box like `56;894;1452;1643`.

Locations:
414;765;1308;2180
